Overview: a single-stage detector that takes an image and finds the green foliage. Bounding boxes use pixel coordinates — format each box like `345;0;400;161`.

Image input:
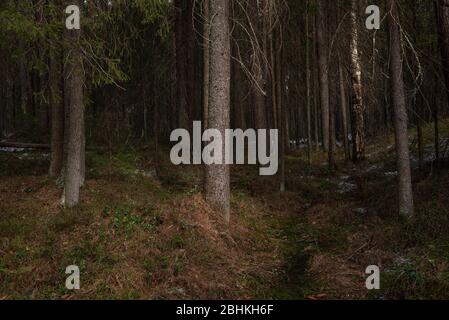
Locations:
131;0;172;38
0;0;172;91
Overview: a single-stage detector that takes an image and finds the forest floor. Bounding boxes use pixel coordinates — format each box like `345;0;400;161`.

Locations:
1;120;449;300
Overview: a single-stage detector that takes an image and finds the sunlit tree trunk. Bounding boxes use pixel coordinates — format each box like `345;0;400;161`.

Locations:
349;0;365;162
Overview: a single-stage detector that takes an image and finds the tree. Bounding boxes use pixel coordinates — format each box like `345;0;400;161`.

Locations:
48;47;64;178
205;0;231;222
338;57;350;162
174;0;195;130
349;0;365;162
202;0;210;130
63;1;85;207
436;0;449;104
327;0;337;170
249;0;267;130
306;1;312;164
315;0;330;151
387;0;415;218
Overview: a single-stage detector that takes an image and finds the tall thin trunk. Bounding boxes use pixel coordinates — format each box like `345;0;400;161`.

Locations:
315;0;330;151
39;46;49;135
350;0;365;162
412;1;424;169
63;2;85;207
276;27;286;193
436;0;449;104
80;116;85;187
306;1;312;164
19;57;31;115
250;0;267;130
339;58;350;162
312;14;320;151
269;1;278;129
174;0;194;130
49;50;64;178
203;0;210;130
388;0;415;218
328;0;337;170
205;0;231;222
434;82;440;160
5;71;13;136
232;47;246;130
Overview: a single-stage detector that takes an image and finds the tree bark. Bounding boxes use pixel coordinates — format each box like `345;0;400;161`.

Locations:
436;0;449;104
19;57;32;116
205;0;231;222
315;0;330;151
174;0;194;130
339;58;350;162
249;0;267;130
49;49;64;178
276;27;286;193
202;0;210;130
327;0;337;170
306;2;312;164
387;0;415;218
63;3;85;207
312;14;320;151
350;0;365;162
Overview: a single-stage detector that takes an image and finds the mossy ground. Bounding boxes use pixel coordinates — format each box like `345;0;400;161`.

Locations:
0;119;449;300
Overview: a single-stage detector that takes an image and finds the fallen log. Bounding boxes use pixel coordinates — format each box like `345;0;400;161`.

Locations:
0;141;109;151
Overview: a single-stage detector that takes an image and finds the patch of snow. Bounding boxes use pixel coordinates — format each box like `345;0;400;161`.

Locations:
134;169;157;178
394;256;412;266
365;164;381;173
352;208;368;215
0;147;25;153
16;153;49;160
384;171;398;177
337;181;357;194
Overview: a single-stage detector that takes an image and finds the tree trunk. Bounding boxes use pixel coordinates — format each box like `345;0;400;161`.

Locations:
250;0;267;130
202;0;210;130
205;0;231;222
339;58;350;162
436;0;449;104
269;1;278;129
63;5;85;207
5;71;13;136
39;46;49;135
350;0;365;162
49;50;64;178
276;27;286;193
19;57;32;115
306;2;312;164
387;0;415;218
174;0;194;130
327;0;337;170
315;0;330;151
312;15;320;151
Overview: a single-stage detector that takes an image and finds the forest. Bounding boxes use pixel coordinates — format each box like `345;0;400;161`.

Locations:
0;0;449;300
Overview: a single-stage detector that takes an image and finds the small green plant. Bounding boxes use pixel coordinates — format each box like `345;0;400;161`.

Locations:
170;235;184;249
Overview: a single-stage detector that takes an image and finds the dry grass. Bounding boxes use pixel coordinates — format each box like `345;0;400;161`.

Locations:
1;120;449;300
